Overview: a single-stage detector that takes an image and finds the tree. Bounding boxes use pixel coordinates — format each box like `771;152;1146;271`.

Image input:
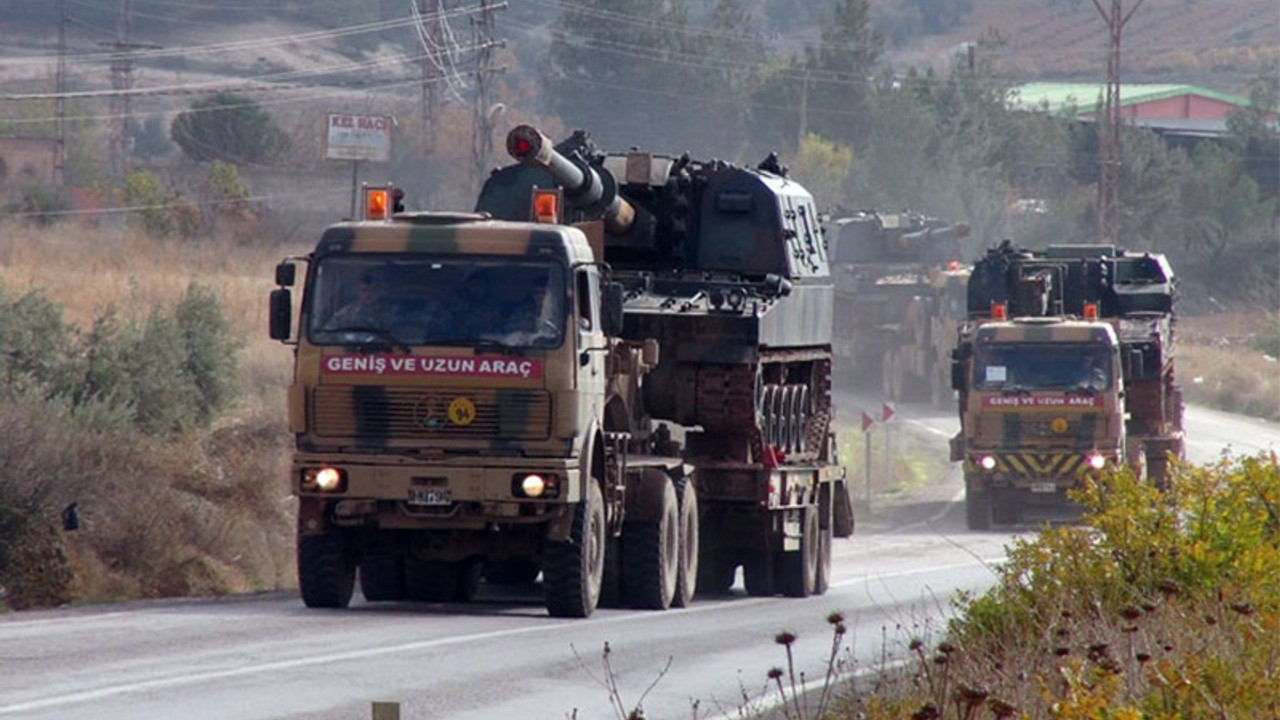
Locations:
542;0;697;151
170;93;290;166
803;0;884;147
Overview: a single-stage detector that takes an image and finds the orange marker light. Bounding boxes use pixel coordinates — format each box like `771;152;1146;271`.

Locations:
1083;302;1099;320
991;301;1007;321
364;188;389;220
531;189;562;224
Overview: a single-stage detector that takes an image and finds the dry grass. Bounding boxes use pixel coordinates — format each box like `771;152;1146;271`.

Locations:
0;220;303;608
1177;312;1280;421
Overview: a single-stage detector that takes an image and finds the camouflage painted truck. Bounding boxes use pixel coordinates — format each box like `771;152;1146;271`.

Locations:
267;126;853;617
950;242;1184;529
823;210;971;405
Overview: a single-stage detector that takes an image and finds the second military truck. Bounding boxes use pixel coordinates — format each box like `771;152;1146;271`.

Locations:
268;126;852;617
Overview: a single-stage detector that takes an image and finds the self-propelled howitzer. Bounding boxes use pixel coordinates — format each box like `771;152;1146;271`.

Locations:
477;125;850;598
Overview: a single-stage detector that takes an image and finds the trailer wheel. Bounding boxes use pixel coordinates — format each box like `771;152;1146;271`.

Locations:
672;477;699;608
358;554;406;602
777;507;818;598
544;480;605;618
622;476;679;610
298;531;355;609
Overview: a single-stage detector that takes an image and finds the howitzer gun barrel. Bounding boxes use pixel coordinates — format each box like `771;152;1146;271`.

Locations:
896;222;971;248
506;124;636;235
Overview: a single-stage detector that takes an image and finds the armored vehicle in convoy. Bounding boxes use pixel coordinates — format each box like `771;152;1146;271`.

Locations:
824;210;971;404
950;241;1184;528
268;126;852;617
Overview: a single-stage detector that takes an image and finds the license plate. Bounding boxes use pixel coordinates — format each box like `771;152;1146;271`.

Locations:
1030;482;1057;494
407;486;453;506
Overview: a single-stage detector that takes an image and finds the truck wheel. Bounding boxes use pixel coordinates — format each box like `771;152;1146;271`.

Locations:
965;489;993;531
454;559;483;602
814;521;833;596
622;476;679;610
544;480;606;618
672;477;699;608
405;559;459;602
298;531;355;609
358;554;406;602
777;507;818;598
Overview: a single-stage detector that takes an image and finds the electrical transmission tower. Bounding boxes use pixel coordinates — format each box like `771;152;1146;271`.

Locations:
1092;0;1146;243
470;0;505;183
100;0;160;184
418;0;445;155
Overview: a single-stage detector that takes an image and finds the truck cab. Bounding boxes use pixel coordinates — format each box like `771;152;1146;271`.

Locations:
951;311;1128;529
269;206;644;617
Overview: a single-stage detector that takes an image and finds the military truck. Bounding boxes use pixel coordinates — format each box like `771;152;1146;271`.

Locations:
950;241;1184;528
268;127;852;618
824;210;971;405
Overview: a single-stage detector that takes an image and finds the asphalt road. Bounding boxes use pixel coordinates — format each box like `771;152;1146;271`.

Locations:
0;402;1273;720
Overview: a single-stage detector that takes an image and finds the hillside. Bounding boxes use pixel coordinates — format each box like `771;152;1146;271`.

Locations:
872;0;1277;92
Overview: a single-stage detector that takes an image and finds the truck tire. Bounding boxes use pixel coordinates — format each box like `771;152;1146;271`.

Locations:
777;507;818;598
965;489;993;531
359;554;406;602
672;477;699;608
622;476;679;610
544;480;606;618
298;531;355;609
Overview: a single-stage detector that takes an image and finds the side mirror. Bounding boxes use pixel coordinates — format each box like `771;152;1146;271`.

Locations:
275;262;296;287
601;282;625;336
269;288;293;341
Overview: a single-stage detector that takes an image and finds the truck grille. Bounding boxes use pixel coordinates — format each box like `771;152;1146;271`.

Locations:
311;386;551;440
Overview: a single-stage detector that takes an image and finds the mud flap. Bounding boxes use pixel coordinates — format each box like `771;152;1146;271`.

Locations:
829;479;855;538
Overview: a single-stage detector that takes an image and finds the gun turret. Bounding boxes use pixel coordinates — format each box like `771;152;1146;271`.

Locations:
506;125;636;236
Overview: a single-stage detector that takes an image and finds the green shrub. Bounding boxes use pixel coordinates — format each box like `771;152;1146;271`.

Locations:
174;283;241;424
1251;311;1280;356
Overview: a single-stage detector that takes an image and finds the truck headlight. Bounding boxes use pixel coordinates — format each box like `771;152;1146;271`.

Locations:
1087;453;1107;470
979;455;997;471
302;466;347;493
513;473;560;499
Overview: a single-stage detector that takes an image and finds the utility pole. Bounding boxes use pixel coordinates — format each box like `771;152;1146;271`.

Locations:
54;0;68;187
1091;0;1146;244
470;0;505;183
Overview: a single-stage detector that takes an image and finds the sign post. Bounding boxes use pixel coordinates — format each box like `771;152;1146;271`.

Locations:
861;411;874;510
882;402;895;499
322;113;393;218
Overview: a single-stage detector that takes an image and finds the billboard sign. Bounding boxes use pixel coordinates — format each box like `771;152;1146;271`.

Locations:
323;113;392;163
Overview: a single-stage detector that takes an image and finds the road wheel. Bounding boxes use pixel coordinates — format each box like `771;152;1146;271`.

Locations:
672;477;699;608
965;487;993;532
777;507;818;598
298;531;355;609
622;476;679;610
544;479;606;618
358;554;405;602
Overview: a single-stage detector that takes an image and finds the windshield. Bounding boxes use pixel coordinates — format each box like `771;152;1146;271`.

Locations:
974;343;1112;391
306;255;567;349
